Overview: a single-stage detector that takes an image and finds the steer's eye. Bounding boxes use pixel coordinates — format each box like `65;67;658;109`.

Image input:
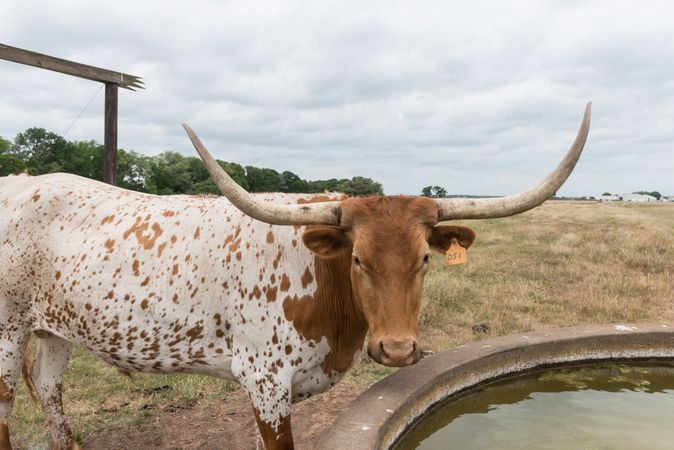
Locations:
353;255;361;267
423;254;431;264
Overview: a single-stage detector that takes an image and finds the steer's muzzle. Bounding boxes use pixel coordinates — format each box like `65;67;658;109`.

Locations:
368;337;421;367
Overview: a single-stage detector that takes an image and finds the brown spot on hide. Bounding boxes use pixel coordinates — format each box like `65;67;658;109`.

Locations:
141;299;149;310
104;238;115;252
101;215;115;225
170;235;177;244
31;193;41;202
194;227;201;239
123;217;164;250
273;251;282;270
55;271;62;280
0;377;13;403
186;324;204;343
157;242;167;257
266;286;278;302
300;267;314;288
280;274;291;292
284;345;293;355
266;231;274;243
141;276;150;287
132;259;140;276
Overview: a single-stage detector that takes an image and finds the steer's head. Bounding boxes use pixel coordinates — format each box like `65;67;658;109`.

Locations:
301;196;476;366
182;101;591;368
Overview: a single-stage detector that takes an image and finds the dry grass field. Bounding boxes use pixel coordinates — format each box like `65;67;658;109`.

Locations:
8;201;674;448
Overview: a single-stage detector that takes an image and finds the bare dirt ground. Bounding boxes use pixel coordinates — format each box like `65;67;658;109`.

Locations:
84;381;364;450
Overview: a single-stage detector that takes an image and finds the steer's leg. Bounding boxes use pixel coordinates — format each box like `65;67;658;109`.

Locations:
254;428;264;450
252;406;293;450
0;320;30;450
243;372;294;450
28;333;79;450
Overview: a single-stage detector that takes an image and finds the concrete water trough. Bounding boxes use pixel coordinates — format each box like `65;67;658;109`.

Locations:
322;323;674;449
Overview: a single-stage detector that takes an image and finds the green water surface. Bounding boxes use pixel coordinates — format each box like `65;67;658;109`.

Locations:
395;363;674;450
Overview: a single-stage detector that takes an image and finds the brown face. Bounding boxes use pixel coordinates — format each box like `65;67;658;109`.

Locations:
302;196;476;367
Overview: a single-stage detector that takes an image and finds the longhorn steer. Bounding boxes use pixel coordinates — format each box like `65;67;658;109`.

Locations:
0;104;590;449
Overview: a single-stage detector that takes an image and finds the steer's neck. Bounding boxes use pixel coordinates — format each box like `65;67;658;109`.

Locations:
314;253;368;375
283;252;368;376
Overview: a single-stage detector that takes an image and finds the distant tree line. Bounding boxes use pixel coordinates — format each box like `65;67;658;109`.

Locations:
0;128;383;196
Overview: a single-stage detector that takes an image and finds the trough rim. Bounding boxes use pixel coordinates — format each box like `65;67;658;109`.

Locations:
321;323;674;450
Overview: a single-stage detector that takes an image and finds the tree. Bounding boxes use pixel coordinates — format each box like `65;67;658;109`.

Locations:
432;186;447;198
117;149;152;192
307;178;342;193
145;152;224;195
0;136;25;175
10;128;74;175
421;185;447;198
279;170;308;193
1;127;384;197
421;186;433;197
245;166;280;192
421;186;447;198
64;140;104;180
334;177;383;196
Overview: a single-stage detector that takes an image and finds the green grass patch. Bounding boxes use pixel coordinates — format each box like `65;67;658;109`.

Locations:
10;348;237;447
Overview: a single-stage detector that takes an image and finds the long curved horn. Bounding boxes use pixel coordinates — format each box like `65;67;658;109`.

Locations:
182;124;342;225
436;102;591;221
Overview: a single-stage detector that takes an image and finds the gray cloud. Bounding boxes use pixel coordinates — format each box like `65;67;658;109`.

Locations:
2;0;674;197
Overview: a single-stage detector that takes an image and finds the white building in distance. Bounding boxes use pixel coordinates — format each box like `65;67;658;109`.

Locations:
622;193;657;202
598;194;621;201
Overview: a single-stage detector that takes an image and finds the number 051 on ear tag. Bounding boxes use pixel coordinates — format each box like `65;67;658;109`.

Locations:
445;238;467;266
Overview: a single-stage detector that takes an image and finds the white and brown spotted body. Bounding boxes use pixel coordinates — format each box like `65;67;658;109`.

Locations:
1;171;479;450
0;174;376;449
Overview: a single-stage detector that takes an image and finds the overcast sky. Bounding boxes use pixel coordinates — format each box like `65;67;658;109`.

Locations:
1;1;673;196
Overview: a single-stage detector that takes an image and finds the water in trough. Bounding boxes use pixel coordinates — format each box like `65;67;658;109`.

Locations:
395;363;674;450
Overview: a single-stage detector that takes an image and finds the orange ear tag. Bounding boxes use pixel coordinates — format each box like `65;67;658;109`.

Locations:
445;238;467;266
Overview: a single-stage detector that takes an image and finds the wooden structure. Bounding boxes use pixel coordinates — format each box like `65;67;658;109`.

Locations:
0;44;144;185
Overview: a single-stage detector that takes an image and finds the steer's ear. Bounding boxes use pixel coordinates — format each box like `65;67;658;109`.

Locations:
302;226;352;258
428;225;476;253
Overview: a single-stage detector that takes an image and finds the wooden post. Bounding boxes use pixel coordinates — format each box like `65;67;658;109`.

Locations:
0;44;143;186
104;82;118;185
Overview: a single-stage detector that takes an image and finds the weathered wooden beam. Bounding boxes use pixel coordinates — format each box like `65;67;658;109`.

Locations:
0;43;144;90
104;83;118;185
